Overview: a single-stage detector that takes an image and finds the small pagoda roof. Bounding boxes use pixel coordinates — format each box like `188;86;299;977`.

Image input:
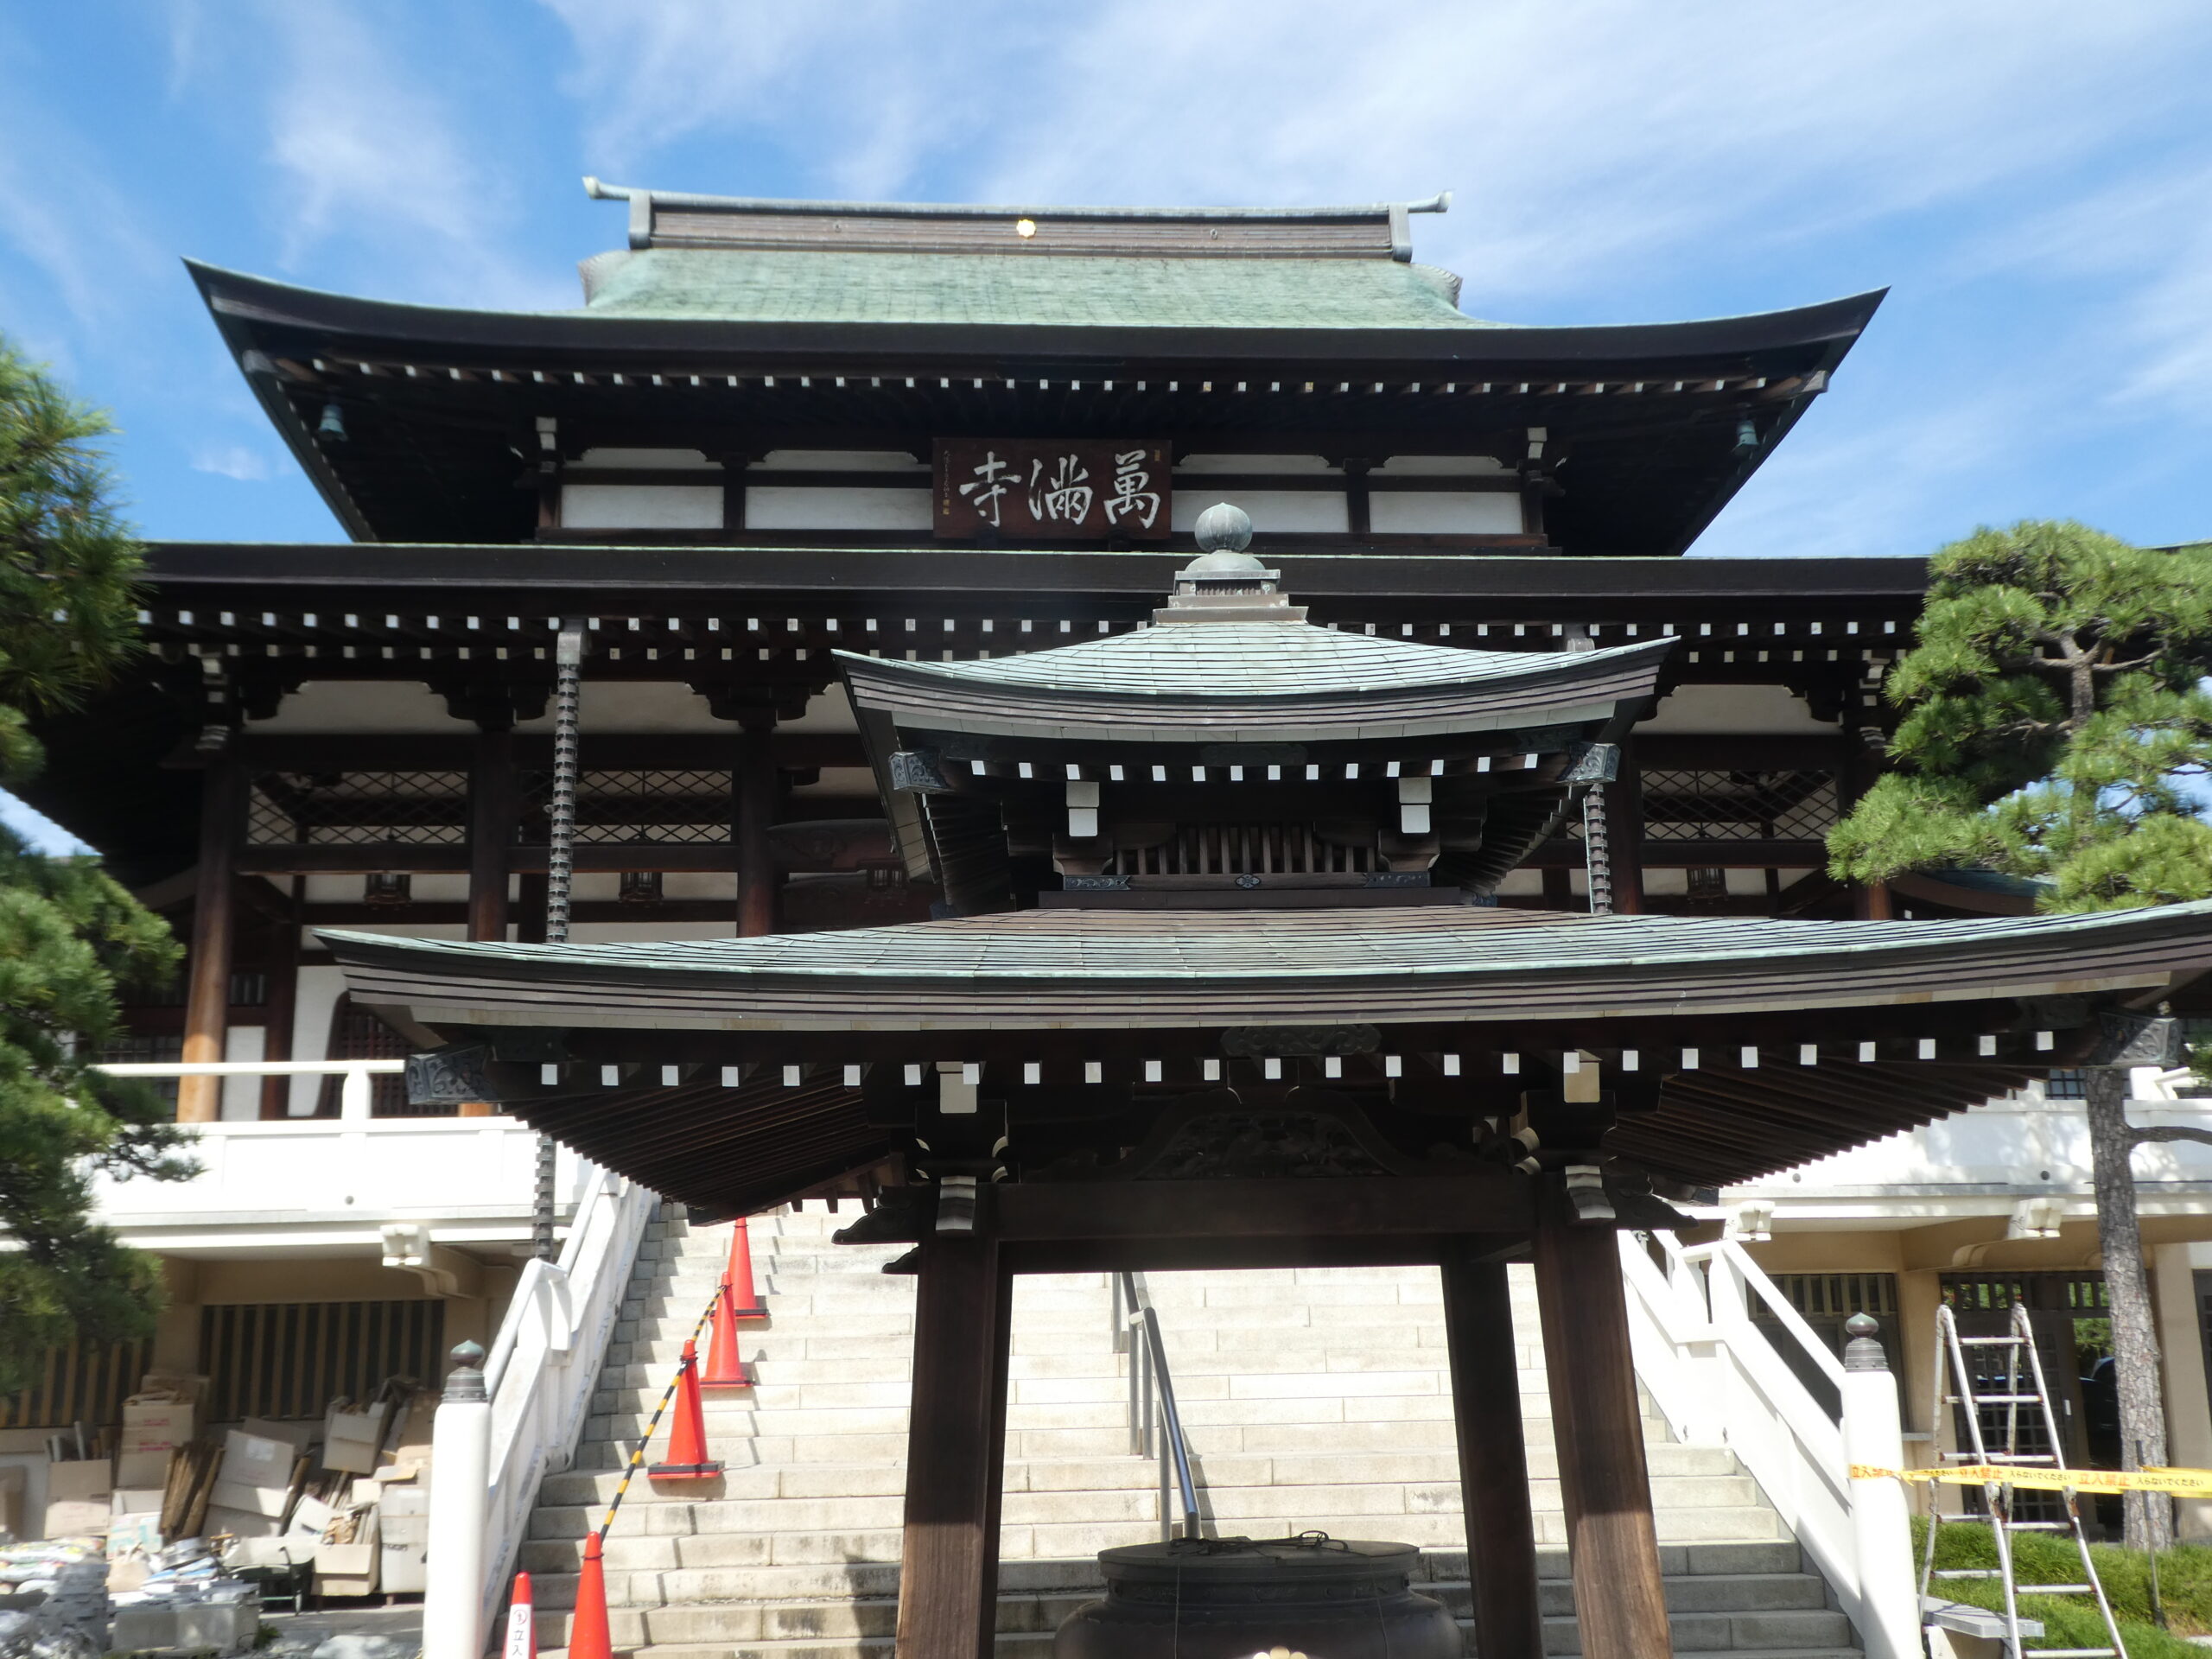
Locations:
841;621;1672;741
325;898;2212;1033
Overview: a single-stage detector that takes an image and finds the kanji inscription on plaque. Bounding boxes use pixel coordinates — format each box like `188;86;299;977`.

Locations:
934;440;1171;540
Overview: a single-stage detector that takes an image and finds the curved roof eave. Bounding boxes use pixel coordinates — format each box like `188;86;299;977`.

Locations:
186;258;1885;370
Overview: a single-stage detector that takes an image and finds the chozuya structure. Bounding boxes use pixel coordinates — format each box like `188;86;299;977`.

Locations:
23;181;2212;1655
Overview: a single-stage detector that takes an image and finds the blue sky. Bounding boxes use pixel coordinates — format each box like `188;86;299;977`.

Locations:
4;1;2212;855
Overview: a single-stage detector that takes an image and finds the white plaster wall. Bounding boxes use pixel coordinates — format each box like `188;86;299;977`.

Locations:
1643;683;1835;734
1372;455;1511;476
745;487;932;531
578;448;717;470
2157;1242;2212;1539
518;681;721;734
785;685;859;734
751;450;927;472
1175;454;1336;474
253;682;461;734
219;1025;266;1121
561;483;724;530
286;963;348;1116
1368;492;1523;535
1172;490;1349;533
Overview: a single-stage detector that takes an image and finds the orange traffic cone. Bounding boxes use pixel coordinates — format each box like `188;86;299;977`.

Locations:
725;1217;769;1323
503;1571;537;1659
647;1339;723;1480
700;1280;753;1390
568;1537;612;1659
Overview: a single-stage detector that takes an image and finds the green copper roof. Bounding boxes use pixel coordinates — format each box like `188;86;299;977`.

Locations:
847;623;1662;698
577;248;1489;331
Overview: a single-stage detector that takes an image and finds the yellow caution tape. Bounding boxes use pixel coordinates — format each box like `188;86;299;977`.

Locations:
1850;1463;2212;1497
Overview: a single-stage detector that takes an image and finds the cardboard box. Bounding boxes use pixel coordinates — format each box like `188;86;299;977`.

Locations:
48;1461;112;1501
122;1399;195;1440
111;1487;166;1516
242;1417;314;1452
116;1447;171;1487
378;1389;437;1478
202;1502;280;1540
287;1493;334;1542
0;1465;25;1540
218;1430;294;1489
316;1513;378;1596
135;1373;207;1406
41;1497;111;1538
321;1403;386;1475
209;1478;292;1518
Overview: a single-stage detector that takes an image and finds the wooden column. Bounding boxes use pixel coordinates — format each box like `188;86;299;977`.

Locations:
896;1231;1012;1659
257;879;302;1120
458;728;516;1117
1441;1249;1544;1659
734;715;779;938
467;726;515;945
178;754;244;1124
1533;1191;1672;1659
1610;744;1646;915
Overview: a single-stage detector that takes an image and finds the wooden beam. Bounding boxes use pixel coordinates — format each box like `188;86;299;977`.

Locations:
1533;1191;1672;1659
988;1174;1531;1243
1442;1249;1544;1658
179;755;245;1123
896;1232;1010;1659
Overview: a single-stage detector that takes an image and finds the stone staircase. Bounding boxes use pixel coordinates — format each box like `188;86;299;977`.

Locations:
523;1205;1859;1657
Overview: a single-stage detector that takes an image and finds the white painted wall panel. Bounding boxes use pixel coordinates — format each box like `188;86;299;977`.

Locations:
561;484;724;529
1171;491;1349;533
1367;492;1523;534
745;487;933;531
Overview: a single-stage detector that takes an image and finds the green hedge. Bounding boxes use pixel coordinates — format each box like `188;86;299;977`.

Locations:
1916;1516;2212;1656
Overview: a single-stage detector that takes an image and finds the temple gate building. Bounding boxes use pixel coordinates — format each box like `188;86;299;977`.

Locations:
13;181;2212;1656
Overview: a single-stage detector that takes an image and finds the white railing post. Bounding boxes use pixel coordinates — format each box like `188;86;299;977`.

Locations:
340;1064;372;1121
1841;1314;1919;1659
425;1340;493;1659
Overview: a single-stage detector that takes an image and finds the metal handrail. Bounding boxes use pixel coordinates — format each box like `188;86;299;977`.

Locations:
1116;1271;1200;1540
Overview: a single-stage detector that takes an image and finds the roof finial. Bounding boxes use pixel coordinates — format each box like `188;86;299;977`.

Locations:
1192;501;1253;554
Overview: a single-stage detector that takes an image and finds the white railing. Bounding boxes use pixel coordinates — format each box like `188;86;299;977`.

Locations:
1620;1230;1913;1658
458;1163;655;1649
96;1058;404;1119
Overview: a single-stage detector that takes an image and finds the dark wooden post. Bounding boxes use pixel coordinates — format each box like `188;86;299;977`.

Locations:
467;726;515;945
734;715;779;937
1610;743;1646;915
1533;1190;1672;1659
458;725;517;1117
178;753;244;1124
896;1230;1011;1659
1441;1249;1544;1659
257;878;302;1120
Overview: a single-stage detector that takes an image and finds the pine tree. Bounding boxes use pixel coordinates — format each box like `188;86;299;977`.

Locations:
1831;520;2212;1550
0;339;193;1394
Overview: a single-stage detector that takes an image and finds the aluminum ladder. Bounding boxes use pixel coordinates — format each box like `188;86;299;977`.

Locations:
1920;1300;2126;1658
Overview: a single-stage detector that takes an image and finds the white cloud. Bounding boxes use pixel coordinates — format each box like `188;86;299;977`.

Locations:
251;1;569;310
190;442;277;481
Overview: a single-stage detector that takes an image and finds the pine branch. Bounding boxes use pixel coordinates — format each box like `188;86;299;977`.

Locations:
2130;1125;2212;1149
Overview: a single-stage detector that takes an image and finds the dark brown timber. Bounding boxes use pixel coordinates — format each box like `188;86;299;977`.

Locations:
895;1229;1012;1659
178;754;245;1123
1442;1249;1545;1658
1534;1192;1673;1659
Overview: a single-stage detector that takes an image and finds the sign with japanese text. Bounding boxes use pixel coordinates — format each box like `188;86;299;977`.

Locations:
934;439;1172;541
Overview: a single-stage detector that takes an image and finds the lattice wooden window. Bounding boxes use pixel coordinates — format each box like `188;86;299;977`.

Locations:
247;772;469;845
316;995;431;1117
199;1300;444;1422
0;1337;152;1430
1639;769;1839;842
517;769;731;844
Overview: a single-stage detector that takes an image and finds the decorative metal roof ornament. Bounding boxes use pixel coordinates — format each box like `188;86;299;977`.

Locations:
1160;503;1306;626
